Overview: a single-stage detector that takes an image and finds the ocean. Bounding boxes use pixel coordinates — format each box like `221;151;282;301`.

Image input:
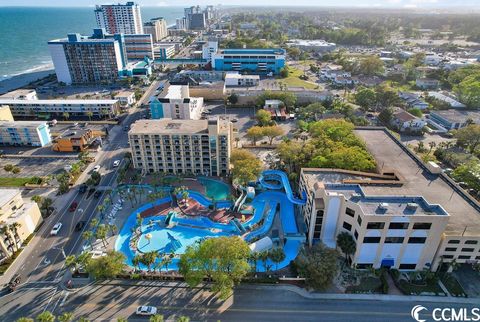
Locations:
0;6;185;81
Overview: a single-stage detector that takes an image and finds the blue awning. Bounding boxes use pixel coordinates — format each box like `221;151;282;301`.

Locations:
381;258;395;267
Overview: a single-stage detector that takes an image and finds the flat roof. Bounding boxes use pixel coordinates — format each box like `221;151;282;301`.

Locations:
0;120;47;128
129;117;230;135
0;99;118;105
0;89;36;98
0;189;20;208
354;128;480;236
219;48;285;55
431;109;480;123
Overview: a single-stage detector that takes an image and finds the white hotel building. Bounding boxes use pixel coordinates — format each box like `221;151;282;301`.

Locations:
94;2;144;35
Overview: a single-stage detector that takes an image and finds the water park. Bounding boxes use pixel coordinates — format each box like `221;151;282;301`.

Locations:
114;170;306;272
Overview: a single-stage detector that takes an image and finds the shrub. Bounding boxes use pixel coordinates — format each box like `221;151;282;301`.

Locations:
3;164;14;172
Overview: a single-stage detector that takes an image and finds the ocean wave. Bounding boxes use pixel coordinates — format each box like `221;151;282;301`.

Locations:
0;63;54;82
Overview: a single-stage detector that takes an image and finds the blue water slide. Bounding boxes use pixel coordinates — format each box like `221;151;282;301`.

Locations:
259;170;307;205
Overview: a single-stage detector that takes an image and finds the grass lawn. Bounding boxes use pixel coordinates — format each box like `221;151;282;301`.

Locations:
346;276;382;294
0;177;35;187
278;66;322;90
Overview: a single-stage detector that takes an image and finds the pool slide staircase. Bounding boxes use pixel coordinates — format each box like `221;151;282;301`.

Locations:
259;170;307;205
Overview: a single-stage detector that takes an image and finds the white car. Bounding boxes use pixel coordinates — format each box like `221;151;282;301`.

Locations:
92;165;101;172
136;306;157;316
112;160;120;167
50;223;62;236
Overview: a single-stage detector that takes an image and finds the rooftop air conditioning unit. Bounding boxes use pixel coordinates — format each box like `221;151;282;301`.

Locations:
378;203;389;210
406;203;418;210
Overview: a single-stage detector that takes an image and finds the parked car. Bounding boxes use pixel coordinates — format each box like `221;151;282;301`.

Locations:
50;223;62;236
8;274;21;292
69;202;78;212
75;221;86;232
94;190;102;198
92;165;101;172
231;118;238;123
112;160;120;167
136;306;157;316
79;185;87;193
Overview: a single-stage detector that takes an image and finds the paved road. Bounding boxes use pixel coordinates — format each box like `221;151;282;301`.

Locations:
1;282;477;321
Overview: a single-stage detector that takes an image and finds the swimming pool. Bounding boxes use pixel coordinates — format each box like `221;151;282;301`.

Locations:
198;177;230;200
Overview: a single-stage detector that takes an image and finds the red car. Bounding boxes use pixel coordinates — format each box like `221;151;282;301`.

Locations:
69;202;78;212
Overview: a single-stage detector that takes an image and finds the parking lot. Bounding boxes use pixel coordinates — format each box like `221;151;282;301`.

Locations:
0;156;77;178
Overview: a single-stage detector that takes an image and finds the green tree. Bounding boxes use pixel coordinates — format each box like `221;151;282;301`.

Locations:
36;311;56;322
358;55;384;76
176;317;190;322
378;107;394;125
16;318;34;322
375;85;399;108
86;250;126;279
298;102;325;122
279;66;290;78
255;109;272;126
227;93;239;105
86;111;94;121
57;172;70;194
95;224;109;247
31;195;42;204
336;232;356;265
230;149;263;186
179;236;250;299
40;198;54;216
454;74;480;108
355;87;377;111
58;312;74;322
407;108;423;118
268;247;286;271
246;126;264;146
140;251;158;272
62;112;70;121
294;243;339;290
117;318;128;322
149;315;164;322
451;161;480;191
261;125;284;145
454;124;480;153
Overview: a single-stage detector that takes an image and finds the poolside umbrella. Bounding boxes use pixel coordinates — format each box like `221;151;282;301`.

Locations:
145;233;153;245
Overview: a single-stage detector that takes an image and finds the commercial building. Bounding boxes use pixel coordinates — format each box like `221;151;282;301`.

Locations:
189;12;207;30
0;89;38;101
94;1;143;35
48;33;125;85
114;91;136;108
121;33;154;60
154;44;175;59
176;17;187;31
287;39;336;53
0;98;120;120
297;128;480;271
429;110;480;131
143;17;167;42
0;121;51;147
150;84;204;120
52;128;96;152
224;72;260;87
202;40;218;61
128;116;232;176
212;48;286;75
0;189;43;263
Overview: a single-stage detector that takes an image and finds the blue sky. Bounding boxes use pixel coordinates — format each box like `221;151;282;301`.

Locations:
0;0;479;8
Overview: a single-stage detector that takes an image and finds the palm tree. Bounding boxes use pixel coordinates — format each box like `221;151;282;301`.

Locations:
95;224;109;248
139;251;158;272
9;222;21;249
132;254;142;272
0;224;16;253
149;315;164;322
268;248;286;271
428;141;437;155
89;218;99;229
36;311;55;322
31;195;42;204
108;224;117;236
96;204;105;218
41;198;54;216
336;232;356;266
86;111;93;121
65;255;79;273
62;112;70;121
234;137;240;148
249;252;260;272
176;316;190;322
258;250;270;273
58;312;74;322
82;231;93;244
163;252;174;272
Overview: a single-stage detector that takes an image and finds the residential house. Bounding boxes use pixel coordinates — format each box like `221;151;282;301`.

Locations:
391;108;426;132
398;92;429;110
416;78;439;90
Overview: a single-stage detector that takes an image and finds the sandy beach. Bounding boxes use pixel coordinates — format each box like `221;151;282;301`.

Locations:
0;68;55;95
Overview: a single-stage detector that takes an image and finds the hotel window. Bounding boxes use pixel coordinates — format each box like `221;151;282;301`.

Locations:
442;255;454;259
354;230;358;240
458;255;471;260
356;263;373;269
385;237;404;244
461;248;474;252
445;247;457;252
399;264;416;270
346;207;355;217
363;237;380;243
342;222;352;231
367;222;385;229
465;240;478;245
357;216;362;226
389;222;409;230
448;240;460;244
412;223;432;230
408;237;426;244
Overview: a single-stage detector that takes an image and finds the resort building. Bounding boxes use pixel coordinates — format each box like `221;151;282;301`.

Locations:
0;121;51;147
0;89;38;101
297;128;480;271
128;116;232;176
286;39;336;53
224;72;260;87
0;98;120;120
150;84;204;120
94;1;143;35
0;105;14;122
0;189;43;263
52;128;96;152
121;34;154;60
143;17;168;42
48;32;125;85
202;40;219;61
212;48;286;75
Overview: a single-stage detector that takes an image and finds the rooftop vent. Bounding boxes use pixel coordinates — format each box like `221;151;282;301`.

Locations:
406;203;418;210
165;123;181;130
378;203;389;210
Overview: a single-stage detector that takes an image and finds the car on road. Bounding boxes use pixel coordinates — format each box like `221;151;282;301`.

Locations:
69;202;78;212
92;165;101;172
112;160;120;167
231;118;238;123
79;185;87;193
75;221;86;231
8;273;21;292
136;306;157;316
94;190;102;198
50;223;62;235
